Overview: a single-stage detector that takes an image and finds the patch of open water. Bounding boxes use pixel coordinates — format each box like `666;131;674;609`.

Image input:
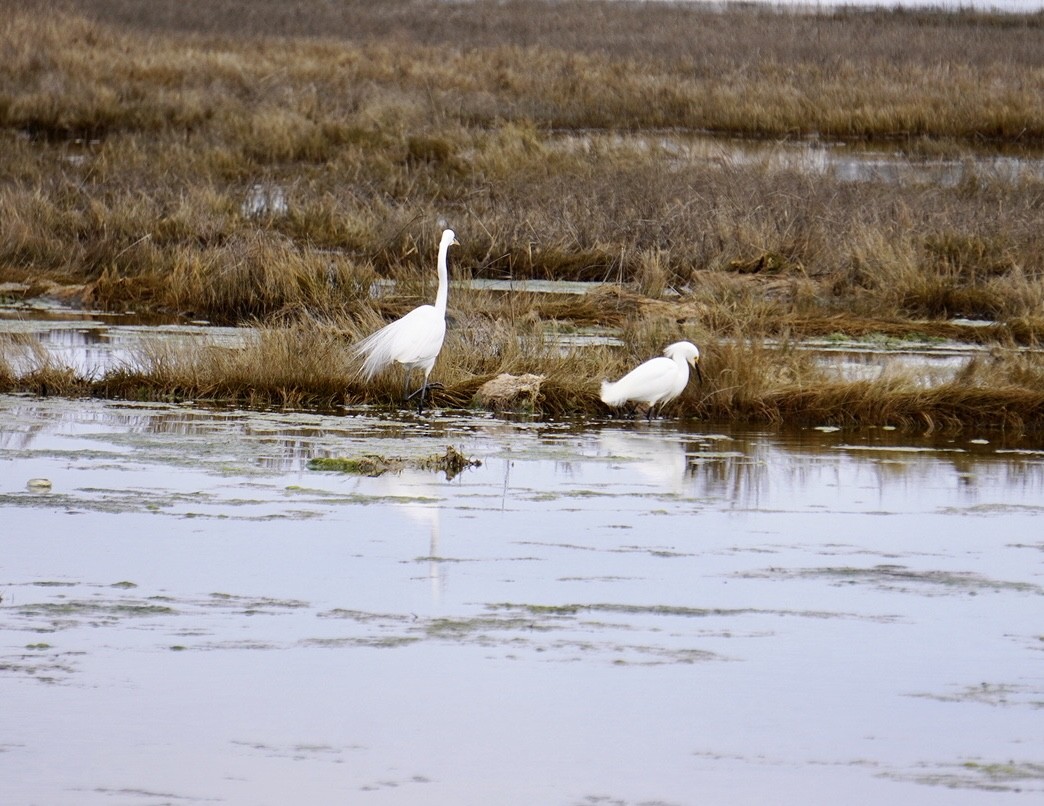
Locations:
551;131;1044;188
232;127;1044;224
1;395;1041;805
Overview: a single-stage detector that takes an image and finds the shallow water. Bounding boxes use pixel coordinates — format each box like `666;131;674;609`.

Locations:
554;131;1044;188
1;394;1041;805
0;310;252;377
239;126;1044;225
1;301;1024;385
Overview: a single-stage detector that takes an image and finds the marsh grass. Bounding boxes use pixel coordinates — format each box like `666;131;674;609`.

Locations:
2;7;1042;311
0;333;91;397
5;316;1044;429
91;323;354;409
2;2;1044;426
9;1;1040;139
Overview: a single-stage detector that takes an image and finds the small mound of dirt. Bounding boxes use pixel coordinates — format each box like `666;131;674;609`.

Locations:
475;373;545;411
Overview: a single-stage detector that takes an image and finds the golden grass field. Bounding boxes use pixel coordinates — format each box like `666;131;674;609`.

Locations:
2;0;1043;426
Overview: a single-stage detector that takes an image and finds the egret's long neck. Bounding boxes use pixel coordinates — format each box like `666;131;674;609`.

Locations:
434;240;450;316
668;349;691;382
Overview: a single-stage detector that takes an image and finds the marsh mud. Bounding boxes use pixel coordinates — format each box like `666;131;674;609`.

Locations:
1;394;1042;805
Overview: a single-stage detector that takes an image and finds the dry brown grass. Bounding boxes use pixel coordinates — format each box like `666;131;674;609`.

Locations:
2;5;1042;325
107;323;353;408
5;317;1044;429
2;2;1044;427
4;1;1040;141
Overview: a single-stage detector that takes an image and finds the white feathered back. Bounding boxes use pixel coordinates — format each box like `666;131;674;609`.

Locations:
600;340;700;408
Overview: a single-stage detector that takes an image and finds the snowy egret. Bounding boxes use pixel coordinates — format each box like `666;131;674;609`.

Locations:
354;228;459;412
600;340;702;419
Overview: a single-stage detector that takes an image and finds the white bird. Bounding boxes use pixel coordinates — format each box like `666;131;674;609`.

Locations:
354;228;459;412
600;340;703;419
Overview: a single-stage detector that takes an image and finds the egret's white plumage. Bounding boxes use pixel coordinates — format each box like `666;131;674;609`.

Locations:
354;228;458;411
600;340;702;417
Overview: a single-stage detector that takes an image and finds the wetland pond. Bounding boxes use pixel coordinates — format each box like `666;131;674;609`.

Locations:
1;393;1042;805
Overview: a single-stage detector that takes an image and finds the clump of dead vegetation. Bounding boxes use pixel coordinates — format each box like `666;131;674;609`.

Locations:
308;446;480;480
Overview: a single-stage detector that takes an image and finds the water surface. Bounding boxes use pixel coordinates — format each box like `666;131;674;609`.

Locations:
1;395;1041;804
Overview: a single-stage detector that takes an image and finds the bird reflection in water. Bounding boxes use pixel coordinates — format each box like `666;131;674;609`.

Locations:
369;468;445;602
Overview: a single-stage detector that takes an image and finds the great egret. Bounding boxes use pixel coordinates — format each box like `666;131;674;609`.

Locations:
600;340;703;419
354;228;459;412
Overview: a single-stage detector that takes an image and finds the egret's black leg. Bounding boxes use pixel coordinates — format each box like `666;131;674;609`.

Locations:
405;377;443;414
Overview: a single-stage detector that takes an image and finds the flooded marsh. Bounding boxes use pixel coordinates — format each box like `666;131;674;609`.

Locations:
2;395;1042;804
2;2;1044;801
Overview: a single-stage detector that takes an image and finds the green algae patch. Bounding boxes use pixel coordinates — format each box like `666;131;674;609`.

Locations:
308;455;405;476
783;565;1043;596
908;682;1043;709
20;602;177;618
424;615;549;638
302;636;422;649
960;760;1044;787
206;593;309;612
308;446;480;480
894;759;1044;792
